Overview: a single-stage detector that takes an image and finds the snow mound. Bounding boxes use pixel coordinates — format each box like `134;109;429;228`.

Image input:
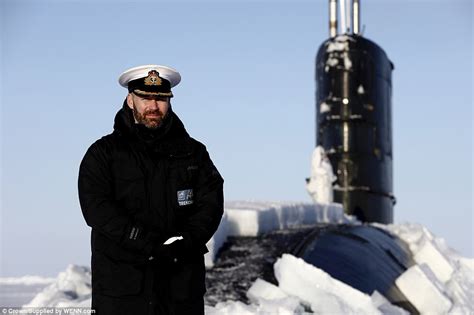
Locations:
23;264;91;308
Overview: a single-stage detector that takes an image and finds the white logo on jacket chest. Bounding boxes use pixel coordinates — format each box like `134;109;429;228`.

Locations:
177;189;194;206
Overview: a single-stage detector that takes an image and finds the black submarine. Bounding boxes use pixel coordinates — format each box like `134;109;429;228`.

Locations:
314;0;395;224
207;1;418;313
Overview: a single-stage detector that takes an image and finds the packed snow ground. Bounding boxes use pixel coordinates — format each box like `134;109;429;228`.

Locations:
7;200;472;314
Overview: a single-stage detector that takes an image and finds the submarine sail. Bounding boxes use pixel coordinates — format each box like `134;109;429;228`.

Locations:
315;0;396;223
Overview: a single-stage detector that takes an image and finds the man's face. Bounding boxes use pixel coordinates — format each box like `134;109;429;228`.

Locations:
127;93;170;129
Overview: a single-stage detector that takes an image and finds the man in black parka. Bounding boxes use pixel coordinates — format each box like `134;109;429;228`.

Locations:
78;65;224;315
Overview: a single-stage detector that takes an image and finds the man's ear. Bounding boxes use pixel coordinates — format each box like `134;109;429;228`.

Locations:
126;93;134;109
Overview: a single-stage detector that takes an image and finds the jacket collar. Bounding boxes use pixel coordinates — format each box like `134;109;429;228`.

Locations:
113;100;193;156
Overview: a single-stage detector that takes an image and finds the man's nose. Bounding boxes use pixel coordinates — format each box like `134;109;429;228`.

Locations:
148;99;160;109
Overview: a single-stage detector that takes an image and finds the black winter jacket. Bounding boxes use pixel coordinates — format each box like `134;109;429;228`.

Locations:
78;102;224;314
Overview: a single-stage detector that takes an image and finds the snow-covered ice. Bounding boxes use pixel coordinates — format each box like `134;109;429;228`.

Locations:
202;215;472;314
375;222;474;314
274;254;381;314
395;264;452;314
22;265;91;308
306;146;337;205
246;278;302;312
205;300;268;315
0;276;56;307
205;199;346;267
246;278;305;314
236;278;305;314
0;276;55;286
414;238;454;283
206;234;473;314
10;203;473;314
370;291;408;315
381;222;454;283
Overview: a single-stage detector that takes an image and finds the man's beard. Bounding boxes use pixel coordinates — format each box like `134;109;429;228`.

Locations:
132;106;167;129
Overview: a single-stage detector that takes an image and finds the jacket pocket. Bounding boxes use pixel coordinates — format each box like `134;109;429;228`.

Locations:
93;251;144;297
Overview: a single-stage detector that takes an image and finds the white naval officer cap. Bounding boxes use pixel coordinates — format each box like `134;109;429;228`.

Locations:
118;64;181;98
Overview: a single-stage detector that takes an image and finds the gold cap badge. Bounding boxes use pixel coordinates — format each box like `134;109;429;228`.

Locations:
144;70;162;86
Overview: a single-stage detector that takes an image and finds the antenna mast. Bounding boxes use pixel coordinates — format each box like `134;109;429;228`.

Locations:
328;0;361;36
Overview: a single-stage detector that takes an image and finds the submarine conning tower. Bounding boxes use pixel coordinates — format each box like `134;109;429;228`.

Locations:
315;0;395;223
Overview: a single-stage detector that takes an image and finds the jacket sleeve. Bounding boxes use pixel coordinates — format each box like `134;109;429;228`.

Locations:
180;144;224;251
78;140;154;257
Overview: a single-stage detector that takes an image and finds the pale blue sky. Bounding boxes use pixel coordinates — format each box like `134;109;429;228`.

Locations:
1;0;472;277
